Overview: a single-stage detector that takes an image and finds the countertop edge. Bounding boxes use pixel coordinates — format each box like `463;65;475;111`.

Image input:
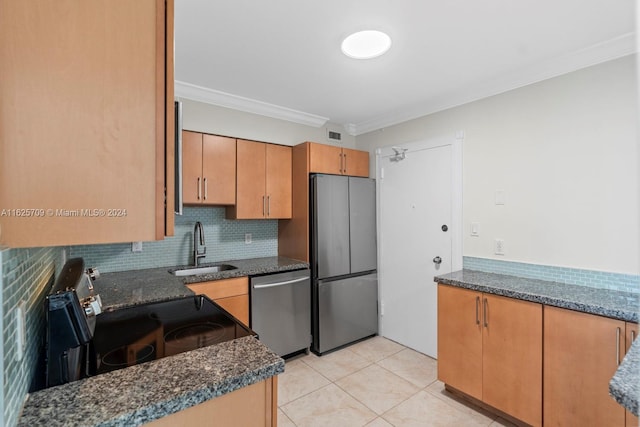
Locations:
609;339;640;417
105;357;285;426
435;273;638;323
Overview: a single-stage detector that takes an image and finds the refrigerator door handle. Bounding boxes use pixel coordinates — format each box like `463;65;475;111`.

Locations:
253;277;310;289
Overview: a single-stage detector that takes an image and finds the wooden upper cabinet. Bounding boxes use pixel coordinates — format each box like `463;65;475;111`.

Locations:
0;0;174;247
308;142;369;177
266;144;293;218
309;143;343;175
182;131;204;205
544;306;626;427
227;140;292;219
183;131;236;206
342;148;370;177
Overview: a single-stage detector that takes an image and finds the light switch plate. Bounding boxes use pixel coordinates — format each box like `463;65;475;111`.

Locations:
471;222;480;236
245;233;252;244
131;241;143;252
495;190;506;205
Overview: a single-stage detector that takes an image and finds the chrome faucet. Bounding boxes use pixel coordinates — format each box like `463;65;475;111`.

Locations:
193;221;206;266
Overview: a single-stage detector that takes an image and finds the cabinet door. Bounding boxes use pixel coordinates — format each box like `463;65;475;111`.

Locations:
544;306;625;427
437;285;483;400
215;295;249;326
182;131;203;204
187;277;248;300
265;144;292;218
0;0;172;247
309;143;342;175
626;322;638;426
482;294;542;427
342;148;369;177
234;140;267;218
202;134;236;205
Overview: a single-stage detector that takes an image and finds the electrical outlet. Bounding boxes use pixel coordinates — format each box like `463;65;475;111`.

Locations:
131;241;143;252
245;233;252;244
494;238;505;255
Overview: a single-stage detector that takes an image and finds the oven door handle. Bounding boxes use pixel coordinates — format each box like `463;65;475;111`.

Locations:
252;277;309;289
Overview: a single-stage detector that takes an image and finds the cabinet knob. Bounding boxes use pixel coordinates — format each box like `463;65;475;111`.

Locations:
433;256;442;265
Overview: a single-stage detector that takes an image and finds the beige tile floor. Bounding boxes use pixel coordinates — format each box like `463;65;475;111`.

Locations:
278;336;517;427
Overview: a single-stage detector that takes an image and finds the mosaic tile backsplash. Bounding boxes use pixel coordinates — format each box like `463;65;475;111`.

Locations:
69;207;278;273
463;256;640;293
1;247;64;427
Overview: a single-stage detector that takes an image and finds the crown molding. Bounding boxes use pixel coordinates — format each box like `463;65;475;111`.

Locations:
351;33;638;136
175;81;329;128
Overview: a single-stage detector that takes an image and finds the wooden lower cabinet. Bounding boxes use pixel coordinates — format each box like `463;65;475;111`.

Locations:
187;277;249;325
437;284;542;427
146;376;278;426
544;306;626;427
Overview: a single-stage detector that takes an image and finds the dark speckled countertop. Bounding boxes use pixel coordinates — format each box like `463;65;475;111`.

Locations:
97;256;309;311
19;337;283;427
18;256;307;426
435;269;640;417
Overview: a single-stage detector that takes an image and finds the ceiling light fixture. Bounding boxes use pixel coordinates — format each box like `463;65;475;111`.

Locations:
341;30;391;59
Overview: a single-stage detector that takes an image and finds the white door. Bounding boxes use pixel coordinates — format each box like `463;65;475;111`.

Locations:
377;136;462;358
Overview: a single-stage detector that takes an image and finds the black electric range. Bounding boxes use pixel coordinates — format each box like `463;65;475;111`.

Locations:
90;295;256;375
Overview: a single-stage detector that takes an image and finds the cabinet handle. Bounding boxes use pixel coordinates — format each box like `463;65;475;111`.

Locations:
204;178;208;200
267;195;271;217
197;177;202;200
483;297;488;328
343;152;347;174
339;152;343;173
616;327;621;366
475;296;480;325
632;330;636;342
262;196;266;216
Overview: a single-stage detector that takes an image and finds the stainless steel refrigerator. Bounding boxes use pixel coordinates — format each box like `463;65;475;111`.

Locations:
311;174;378;355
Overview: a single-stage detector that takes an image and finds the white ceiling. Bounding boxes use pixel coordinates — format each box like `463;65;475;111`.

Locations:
174;1;636;136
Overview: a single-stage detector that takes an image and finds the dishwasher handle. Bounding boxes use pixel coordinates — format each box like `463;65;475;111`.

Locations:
252;276;310;289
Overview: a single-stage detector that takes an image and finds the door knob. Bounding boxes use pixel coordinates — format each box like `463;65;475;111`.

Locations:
433;256;442;265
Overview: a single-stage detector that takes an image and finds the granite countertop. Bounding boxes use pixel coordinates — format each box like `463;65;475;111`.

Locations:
610;339;640;417
18;256;305;426
19;336;284;427
97;256;309;311
435;269;640;417
435;269;638;322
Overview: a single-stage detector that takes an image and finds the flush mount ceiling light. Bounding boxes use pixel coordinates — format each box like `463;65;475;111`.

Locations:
341;30;391;59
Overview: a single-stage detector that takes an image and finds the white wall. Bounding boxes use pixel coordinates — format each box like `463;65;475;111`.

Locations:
357;55;639;275
179;98;356;148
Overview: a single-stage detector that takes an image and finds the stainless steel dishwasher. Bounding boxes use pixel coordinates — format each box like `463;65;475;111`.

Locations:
250;269;311;357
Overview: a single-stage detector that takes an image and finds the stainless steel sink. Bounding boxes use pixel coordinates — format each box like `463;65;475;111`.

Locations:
171;264;237;276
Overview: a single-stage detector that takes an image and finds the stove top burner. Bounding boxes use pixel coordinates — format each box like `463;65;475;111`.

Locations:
164;322;228;349
101;344;156;367
90;295;256;376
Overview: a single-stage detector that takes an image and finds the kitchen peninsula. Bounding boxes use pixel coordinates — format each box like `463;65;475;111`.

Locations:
18;256;308;426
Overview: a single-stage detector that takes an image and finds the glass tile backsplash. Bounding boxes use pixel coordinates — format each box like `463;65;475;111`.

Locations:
69;207;278;273
463;256;640;293
1;247;64;427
